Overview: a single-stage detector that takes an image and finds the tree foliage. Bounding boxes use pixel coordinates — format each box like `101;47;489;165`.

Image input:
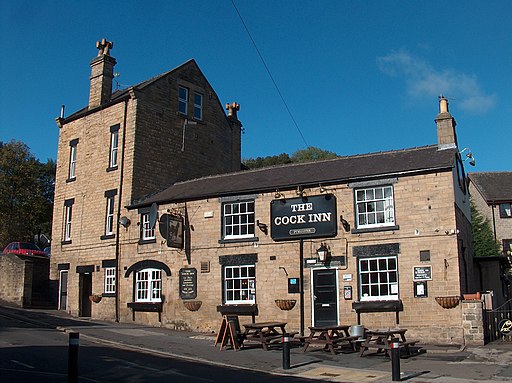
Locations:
471;199;500;257
0;140;56;248
243;146;338;169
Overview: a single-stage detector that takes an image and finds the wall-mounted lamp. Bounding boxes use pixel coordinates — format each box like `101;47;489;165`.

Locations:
459;147;476;166
275;190;284;199
119;216;131;228
316;242;331;262
256;220;268;235
296;186;306;197
340;215;351;232
319;184;327;193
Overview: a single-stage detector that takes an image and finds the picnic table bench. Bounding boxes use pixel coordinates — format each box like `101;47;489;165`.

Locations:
242;321;297;351
302;325;359;354
359;328;418;357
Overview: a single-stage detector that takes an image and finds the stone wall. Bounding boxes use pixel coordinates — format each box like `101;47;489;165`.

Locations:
462;299;485;345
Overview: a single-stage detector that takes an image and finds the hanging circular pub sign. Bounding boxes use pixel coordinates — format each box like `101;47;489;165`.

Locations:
270;194;337;241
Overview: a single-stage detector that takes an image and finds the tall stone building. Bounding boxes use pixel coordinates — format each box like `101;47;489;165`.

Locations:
50;39;242;318
51;40;479;345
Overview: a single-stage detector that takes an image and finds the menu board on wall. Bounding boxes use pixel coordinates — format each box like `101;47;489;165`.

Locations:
179;268;197;299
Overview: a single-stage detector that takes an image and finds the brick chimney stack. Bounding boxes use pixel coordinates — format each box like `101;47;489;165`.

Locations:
89;38;116;109
436;95;458;150
226;102;242;171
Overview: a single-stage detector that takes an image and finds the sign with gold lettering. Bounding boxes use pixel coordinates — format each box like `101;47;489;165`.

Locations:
271;194;337;241
179;268;197;299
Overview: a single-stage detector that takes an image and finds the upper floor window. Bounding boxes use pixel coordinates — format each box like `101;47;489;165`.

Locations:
104;189;117;237
68;139;78;180
355;186;395;229
178;86;188;115
500;203;512;218
135;268;162;302
224;264;256;304
194;92;203;120
141;212;155;241
104;267;116;294
358;255;398;301
63;198;74;243
109;125;119;169
222;200;255;240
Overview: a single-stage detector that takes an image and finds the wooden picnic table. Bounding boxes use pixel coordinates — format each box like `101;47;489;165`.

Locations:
359;328;417;357
242;321;297;351
302;325;359;354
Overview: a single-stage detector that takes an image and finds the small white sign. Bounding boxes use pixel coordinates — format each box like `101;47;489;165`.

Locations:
204;211;214;218
390;283;399;294
343;274;352;281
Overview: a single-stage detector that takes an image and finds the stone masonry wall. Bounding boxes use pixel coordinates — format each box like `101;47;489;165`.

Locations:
462;299;485;345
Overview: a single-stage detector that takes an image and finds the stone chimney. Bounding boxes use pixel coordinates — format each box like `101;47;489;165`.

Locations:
436;95;458;150
89;38;116;109
226;102;242;170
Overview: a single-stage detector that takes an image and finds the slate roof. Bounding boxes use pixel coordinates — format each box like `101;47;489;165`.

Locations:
62;59;198;123
130;145;457;208
469;172;512;203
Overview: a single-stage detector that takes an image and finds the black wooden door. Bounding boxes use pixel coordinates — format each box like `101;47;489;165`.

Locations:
79;272;92;317
312;268;338;327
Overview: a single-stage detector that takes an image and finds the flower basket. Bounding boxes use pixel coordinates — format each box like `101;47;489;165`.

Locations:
89;294;102;303
183;300;202;311
435;296;460;309
275;299;297;311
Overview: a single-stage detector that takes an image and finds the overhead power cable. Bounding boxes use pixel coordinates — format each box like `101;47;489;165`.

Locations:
231;0;309;148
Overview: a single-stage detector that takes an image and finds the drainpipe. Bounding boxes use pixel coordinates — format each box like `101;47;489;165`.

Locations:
114;95;129;322
491;204;497;241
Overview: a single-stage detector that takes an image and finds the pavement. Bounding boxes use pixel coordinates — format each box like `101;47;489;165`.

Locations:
2;304;512;383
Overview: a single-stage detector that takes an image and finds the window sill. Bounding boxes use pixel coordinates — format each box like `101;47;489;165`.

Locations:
351;225;399;234
100;234;115;240
102;293;116;298
218;237;259;245
106;166;118;173
61;240;72;245
352;300;403;313
127;302;162;312
138;238;156;245
66;177;76;183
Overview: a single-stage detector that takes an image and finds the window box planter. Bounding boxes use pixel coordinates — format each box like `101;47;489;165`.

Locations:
435;296;461;309
463;292;481;300
275;299;297;311
183;300;202;311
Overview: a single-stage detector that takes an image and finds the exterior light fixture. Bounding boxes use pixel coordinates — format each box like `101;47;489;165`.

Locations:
459;147;476;166
316;243;330;262
256;220;268;235
119;216;131;228
275;190;284;199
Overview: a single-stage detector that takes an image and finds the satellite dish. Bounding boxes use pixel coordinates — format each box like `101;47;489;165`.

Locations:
149;203;158;230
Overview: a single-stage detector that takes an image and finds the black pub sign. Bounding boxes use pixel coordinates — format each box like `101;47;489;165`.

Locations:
271;194;337;241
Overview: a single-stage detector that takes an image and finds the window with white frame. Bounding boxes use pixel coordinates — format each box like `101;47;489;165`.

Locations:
104;267;116;294
140;212;155;240
500;203;512;218
105;193;115;235
135;268;162;302
222;200;255;240
63;199;74;242
358;256;398;301
109;126;119;169
193;92;203;120
178;86;188;115
355;185;395;229
224;264;255;304
68;139;78;179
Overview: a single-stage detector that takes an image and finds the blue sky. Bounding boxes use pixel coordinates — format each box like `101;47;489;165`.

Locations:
1;1;510;171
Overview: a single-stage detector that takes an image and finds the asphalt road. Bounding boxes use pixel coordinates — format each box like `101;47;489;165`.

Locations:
0;312;318;383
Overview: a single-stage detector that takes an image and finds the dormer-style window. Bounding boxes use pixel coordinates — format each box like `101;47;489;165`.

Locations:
68;139;78;181
178;86;188;115
194;92;203;120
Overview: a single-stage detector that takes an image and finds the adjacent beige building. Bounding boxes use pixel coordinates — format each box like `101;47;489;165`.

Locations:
51;40;478;345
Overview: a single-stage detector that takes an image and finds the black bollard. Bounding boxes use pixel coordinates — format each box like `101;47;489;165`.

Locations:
68;332;79;383
391;339;401;381
282;334;291;370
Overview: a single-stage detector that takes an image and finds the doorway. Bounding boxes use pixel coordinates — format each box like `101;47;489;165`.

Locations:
59;270;68;310
312;268;338;327
79;272;92;317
